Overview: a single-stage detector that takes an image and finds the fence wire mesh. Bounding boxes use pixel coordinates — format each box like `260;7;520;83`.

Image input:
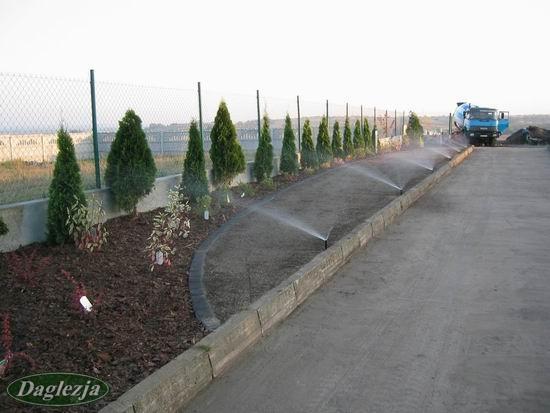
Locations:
0;72;409;206
0;73;92;204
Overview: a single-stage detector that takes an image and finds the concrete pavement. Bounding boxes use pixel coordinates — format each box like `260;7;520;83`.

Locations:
185;147;550;413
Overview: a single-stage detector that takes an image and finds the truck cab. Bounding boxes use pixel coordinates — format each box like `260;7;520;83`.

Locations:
464;107;499;146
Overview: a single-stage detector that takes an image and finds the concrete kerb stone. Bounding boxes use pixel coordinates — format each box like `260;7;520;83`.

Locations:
381;198;402;228
99;347;212;413
100;146;476;413
289;244;344;306
371;212;385;237
351;219;374;248
339;232;361;262
196;309;262;378
250;280;297;336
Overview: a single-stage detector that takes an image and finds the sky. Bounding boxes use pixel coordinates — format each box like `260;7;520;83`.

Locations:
0;0;548;116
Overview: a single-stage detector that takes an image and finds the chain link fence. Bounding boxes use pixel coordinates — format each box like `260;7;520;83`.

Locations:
0;71;409;206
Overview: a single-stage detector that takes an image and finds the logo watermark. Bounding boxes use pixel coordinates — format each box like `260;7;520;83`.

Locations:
6;372;109;407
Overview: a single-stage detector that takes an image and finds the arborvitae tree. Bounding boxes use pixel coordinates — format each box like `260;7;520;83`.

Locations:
47;128;86;244
353;120;365;151
342;116;354;158
363;118;372;150
331;121;344;159
280;114;299;174
0;216;8;236
253;114;274;182
301;119;318;169
181;120;209;202
105;110;157;215
209;101;246;186
316;116;332;164
406;111;424;145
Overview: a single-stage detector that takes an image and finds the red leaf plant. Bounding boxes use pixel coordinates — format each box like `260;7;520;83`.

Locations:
7;249;51;287
60;270;101;314
0;314;36;377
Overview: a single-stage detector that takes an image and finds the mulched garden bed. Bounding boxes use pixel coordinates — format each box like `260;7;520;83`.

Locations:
0;165;337;412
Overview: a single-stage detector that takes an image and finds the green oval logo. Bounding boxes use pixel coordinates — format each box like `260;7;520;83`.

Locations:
6;372;109;407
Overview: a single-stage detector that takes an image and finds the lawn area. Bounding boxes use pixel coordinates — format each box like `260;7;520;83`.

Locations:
0;151;257;205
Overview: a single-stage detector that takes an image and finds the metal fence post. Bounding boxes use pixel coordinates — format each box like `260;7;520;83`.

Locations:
296;95;301;152
394;109;397;137
9;136;13;160
256;90;261;140
326;99;329;131
89;69;101;189
374;106;378;154
448;113;452;137
198;82;204;143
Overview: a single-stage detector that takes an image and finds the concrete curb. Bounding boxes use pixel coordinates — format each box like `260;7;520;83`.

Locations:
100;145;474;413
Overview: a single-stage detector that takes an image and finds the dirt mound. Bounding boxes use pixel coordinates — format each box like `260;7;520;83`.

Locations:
506;126;550;145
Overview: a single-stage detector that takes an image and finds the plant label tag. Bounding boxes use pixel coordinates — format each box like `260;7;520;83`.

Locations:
155;250;164;265
80;295;93;312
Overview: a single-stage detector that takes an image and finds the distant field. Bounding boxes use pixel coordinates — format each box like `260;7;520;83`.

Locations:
0;150;257;205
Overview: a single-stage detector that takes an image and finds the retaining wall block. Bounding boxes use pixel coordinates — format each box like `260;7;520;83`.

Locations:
353;220;374;247
197;310;262;377
339;232;361;262
371;212;385;237
381;199;402;228
289;245;343;306
250;280;297;335
99;347;212;413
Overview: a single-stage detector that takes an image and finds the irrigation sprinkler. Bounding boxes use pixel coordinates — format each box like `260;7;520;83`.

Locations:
323;226;334;250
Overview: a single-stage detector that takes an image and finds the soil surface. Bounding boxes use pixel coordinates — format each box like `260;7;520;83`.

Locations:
204;148;451;322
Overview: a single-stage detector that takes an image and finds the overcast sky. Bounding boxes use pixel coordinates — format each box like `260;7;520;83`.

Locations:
0;0;547;115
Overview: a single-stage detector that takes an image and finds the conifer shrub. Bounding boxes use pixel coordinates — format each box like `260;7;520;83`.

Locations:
105;110;157;215
316;116;332;165
209;101;246;187
47;128;86;244
331;121;344;159
343;116;354;158
407;111;424;146
279;114;299;174
353;120;366;157
363;118;372;151
181;120;209;202
300;119;318;169
253;114;274;182
0;217;7;236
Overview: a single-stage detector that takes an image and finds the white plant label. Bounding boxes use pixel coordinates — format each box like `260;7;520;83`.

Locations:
204;210;209;220
79;295;93;312
155;250;164;265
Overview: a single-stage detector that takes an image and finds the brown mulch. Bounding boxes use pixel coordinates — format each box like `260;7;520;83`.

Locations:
0;204;237;412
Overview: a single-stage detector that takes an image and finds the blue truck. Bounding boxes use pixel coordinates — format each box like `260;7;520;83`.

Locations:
453;102;509;146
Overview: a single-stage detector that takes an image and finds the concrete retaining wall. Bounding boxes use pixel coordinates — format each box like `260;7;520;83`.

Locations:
99;146;473;413
0;157;280;252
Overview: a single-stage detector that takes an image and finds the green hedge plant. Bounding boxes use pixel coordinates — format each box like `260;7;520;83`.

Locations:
105;110;157;215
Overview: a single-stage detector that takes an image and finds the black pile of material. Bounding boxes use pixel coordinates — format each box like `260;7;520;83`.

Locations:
506;126;550;145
